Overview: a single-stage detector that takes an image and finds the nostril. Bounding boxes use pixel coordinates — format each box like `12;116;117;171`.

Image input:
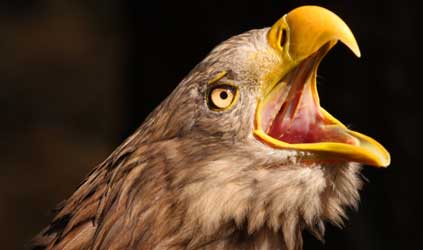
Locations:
280;29;287;48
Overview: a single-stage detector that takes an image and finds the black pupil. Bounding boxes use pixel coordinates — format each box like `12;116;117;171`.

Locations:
220;91;228;99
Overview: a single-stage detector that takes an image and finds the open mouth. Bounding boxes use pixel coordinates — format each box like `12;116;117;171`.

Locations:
254;44;390;167
260;44;357;146
253;5;390;167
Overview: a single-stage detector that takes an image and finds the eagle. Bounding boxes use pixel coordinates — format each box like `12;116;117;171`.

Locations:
31;6;390;250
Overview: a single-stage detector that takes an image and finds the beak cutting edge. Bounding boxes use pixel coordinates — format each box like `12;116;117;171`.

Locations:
254;6;390;167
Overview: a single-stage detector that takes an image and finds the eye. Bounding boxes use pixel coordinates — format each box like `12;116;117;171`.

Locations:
207;84;238;110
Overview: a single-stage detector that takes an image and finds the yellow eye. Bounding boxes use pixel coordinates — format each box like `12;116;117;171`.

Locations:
208;85;237;110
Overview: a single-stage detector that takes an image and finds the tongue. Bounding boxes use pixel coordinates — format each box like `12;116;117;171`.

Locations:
267;77;358;145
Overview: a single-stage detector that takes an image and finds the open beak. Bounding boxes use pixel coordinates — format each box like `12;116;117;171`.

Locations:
254;6;390;167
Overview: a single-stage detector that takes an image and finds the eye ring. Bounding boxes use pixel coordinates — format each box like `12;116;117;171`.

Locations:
207;84;238;111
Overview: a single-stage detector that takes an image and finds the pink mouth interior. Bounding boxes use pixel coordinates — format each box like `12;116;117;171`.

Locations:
261;52;359;145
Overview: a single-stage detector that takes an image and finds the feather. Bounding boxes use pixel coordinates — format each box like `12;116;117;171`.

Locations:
32;14;367;250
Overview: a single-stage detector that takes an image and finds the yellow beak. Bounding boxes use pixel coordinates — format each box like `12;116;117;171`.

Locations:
254;6;390;167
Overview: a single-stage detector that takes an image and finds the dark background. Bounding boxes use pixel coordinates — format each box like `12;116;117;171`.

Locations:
0;0;420;249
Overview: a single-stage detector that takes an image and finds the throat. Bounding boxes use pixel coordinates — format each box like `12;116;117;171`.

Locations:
266;75;358;145
267;80;325;144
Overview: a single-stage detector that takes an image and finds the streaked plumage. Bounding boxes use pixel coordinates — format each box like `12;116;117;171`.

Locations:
31;6;389;250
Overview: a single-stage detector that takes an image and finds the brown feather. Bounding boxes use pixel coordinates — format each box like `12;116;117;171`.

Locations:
31;28;363;250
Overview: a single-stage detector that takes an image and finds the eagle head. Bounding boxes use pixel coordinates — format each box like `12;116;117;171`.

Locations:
145;6;390;248
32;5;390;250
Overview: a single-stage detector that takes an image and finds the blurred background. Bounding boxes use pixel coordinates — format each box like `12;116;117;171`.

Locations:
0;0;420;249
